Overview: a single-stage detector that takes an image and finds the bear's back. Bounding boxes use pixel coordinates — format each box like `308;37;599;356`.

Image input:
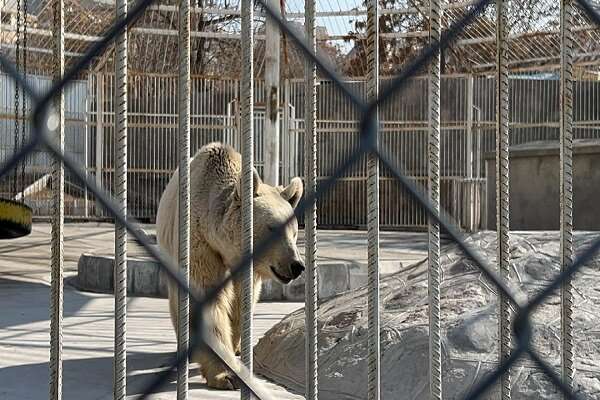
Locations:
157;142;240;257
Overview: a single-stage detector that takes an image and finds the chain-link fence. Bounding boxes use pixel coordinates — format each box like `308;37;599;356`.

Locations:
1;0;598;399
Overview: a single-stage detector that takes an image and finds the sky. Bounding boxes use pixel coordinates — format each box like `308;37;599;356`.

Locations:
283;0;365;51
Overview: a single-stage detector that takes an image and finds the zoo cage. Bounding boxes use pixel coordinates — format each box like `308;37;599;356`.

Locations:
2;0;600;399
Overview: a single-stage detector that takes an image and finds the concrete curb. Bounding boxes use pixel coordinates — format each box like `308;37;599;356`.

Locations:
75;252;412;301
76;252;170;298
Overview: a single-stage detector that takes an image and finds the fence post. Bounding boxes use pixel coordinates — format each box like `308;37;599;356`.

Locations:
282;79;290;183
113;0;128;396
474;106;481;179
177;0;191;396
50;0;64;396
84;76;90;218
466;74;474;179
560;0;574;394
366;0;380;397
240;0;254;397
305;0;318;396
428;0;442;397
95;72;104;217
496;0;512;398
264;0;280;187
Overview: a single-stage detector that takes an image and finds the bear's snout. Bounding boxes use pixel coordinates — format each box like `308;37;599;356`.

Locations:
290;260;305;279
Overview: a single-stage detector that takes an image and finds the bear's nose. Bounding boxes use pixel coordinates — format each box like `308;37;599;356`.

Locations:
290;260;305;279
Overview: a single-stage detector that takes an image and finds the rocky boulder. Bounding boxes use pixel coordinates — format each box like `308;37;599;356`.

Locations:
254;232;600;399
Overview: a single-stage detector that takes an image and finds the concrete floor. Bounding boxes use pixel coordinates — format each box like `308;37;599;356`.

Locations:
0;278;304;399
0;222;433;399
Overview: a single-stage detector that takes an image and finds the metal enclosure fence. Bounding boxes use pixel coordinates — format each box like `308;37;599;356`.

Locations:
4;71;600;229
1;0;600;400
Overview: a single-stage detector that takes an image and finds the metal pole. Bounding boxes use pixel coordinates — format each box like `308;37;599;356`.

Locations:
84;78;89;218
50;0;64;395
282;79;290;183
263;0;280;187
304;0;318;396
366;0;380;397
560;0;574;394
496;0;511;398
177;0;191;396
428;0;442;397
240;0;254;396
466;75;474;179
96;73;104;217
113;0;128;395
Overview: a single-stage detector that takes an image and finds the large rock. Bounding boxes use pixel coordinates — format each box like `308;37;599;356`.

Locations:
254;232;600;399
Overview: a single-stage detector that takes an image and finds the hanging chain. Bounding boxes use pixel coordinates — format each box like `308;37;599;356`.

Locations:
20;0;29;202
13;0;22;197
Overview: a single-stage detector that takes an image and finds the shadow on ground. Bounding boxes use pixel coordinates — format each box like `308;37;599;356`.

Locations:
0;351;226;399
0;278;91;329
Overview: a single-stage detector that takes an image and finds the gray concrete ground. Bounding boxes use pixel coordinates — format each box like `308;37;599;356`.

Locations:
0;278;304;399
0;222;435;399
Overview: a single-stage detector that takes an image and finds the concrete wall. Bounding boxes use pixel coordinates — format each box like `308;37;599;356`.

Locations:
485;139;600;230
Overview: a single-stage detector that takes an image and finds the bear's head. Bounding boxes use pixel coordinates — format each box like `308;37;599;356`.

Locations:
230;170;305;284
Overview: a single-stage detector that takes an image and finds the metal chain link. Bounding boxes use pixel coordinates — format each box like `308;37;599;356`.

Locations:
20;0;28;194
13;0;21;197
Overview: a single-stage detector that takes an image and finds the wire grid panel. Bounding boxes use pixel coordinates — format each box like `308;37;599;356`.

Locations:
1;0;600;399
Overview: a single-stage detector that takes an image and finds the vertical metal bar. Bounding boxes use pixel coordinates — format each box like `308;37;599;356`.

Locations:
84;76;90;218
264;0;280;186
113;0;128;396
366;0;380;396
240;0;254;397
283;79;290;183
96;73;104;216
496;0;511;398
466;75;474;179
560;0;574;394
177;0;191;397
50;0;64;395
428;0;442;396
304;0;318;396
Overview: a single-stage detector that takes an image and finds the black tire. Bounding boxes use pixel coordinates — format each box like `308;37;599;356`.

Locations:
0;198;33;239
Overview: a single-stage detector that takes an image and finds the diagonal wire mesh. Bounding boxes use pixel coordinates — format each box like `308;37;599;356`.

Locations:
2;0;600;399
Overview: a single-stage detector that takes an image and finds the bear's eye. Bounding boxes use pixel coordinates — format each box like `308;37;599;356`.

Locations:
268;225;278;232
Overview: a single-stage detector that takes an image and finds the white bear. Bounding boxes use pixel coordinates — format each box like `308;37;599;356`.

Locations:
156;142;304;389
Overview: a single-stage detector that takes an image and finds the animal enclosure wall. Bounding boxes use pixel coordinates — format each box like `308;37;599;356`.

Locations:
3;72;600;229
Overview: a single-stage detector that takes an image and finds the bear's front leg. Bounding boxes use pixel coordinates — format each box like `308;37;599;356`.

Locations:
231;275;263;357
192;287;241;390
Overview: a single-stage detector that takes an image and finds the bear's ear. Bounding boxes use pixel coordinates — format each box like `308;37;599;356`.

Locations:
280;177;303;209
235;168;262;201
